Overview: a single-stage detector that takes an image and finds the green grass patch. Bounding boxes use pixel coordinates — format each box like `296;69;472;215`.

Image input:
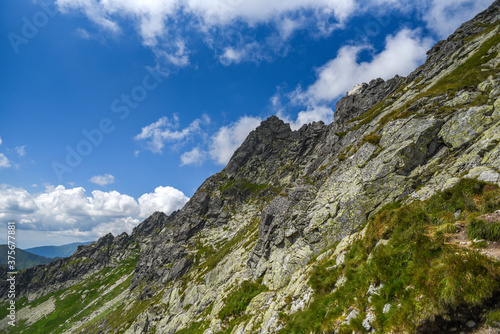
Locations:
361;133;381;146
280;178;500;333
195;217;260;275
176;320;210;334
425;25;500;96
425;178;486;221
467;218;500;241
219;179;269;194
436;223;458;234
218;281;268;321
9;255;140;334
484;309;500;327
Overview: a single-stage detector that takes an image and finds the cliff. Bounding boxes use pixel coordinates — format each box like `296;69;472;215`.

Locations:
1;1;500;333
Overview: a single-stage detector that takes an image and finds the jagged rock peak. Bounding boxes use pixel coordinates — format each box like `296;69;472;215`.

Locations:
132;210;168;237
334;75;404;125
253;115;292;137
225;116;293;176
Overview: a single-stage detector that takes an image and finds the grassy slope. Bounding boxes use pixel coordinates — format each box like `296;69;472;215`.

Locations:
0;246;54;270
0;255;139;334
281;179;500;333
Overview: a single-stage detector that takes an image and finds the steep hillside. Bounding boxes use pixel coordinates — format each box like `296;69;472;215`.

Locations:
0;246;53;270
1;1;500;333
25;242;92;259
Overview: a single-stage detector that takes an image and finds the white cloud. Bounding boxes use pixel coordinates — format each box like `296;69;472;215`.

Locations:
89;174;115;186
268;28;432;129
294;106;334;130
297;28;433;104
135;114;210;153
425;0;492;38
138;186;189;218
0;136;2;145
0;186;38;215
54;0;493;68
0;153;11;169
15;146;26;157
275;102;334;130
90;190;139;217
220;47;246;65
209;116;262;165
153;39;190;67
186;0;357;26
0;184;189;242
57;0;121;34
55;0;359;66
75;27;93;39
180;147;206;166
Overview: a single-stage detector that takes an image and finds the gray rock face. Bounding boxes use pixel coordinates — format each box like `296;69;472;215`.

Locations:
3;2;500;333
334;76;404;124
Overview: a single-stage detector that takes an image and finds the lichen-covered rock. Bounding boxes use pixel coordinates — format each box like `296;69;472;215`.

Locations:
4;2;500;333
439;106;494;149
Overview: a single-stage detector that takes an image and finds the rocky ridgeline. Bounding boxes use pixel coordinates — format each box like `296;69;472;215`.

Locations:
1;1;500;333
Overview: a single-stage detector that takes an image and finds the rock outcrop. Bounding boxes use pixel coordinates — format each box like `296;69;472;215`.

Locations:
1;1;500;333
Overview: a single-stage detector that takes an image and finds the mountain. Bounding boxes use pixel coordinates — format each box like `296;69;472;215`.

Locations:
1;1;500;333
25;242;92;259
0;246;53;270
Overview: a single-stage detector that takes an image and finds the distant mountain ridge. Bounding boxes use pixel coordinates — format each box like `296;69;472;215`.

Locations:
0;245;53;270
26;241;92;259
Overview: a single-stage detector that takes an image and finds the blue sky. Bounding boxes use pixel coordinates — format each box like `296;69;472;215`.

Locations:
0;0;493;248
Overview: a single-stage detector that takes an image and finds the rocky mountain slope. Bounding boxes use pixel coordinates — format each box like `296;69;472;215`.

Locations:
2;1;500;333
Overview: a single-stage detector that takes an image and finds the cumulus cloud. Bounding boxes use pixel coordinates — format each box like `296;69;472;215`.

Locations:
180;147;206;166
275;101;334;130
138;186;189;218
134;114;210;153
0;153;11;169
0;184;189;242
0;136;2;145
57;0;121;34
136;114;263;167
209;116;262;165
90;174;115;186
297;28;433;104
0;186;38;215
153;39;190;67
268;28;432;129
295;106;335;130
56;0;357;36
